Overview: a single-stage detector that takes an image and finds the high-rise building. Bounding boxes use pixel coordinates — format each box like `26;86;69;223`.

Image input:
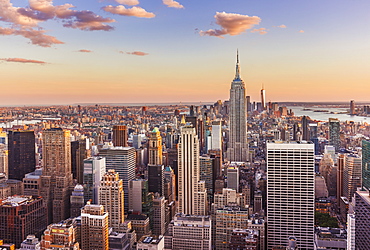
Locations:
128;179;153;215
329;118;341;151
362;140;370;190
301;116;310;141
210;120;222;151
113;125;128;147
337;153;345;207
40;128;73;223
99;169;124;230
40;218;80;250
227;165;239;191
178;125;207;215
81;204;109;250
99;146;135;213
266;142;315;249
354;190;370;248
152;195;166;236
71;139;88;184
23;168;42;196
350;100;356;115
70;184;85;218
163;166;176;203
215;206;249;250
148;128;164;195
229;229;259;250
226;52;248;162
83;156;106;204
7;130;36;180
343;154;362;202
261;86;266;111
0;196;47;248
164;214;212;250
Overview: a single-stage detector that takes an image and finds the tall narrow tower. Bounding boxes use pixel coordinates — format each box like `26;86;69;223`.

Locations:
41;128;73;223
226;51;248;162
178;125;207;215
113;125;128;147
261;84;266;110
148;128;164;194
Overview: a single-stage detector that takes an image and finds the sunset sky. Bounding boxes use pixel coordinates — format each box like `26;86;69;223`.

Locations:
1;0;370;105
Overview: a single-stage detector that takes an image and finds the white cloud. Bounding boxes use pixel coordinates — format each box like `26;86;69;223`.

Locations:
115;0;139;5
103;5;155;18
162;0;184;9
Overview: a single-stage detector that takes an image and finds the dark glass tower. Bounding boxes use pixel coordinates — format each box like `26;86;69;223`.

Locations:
8;130;36;180
362;140;370;190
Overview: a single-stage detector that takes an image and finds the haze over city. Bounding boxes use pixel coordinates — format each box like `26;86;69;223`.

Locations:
1;0;370;105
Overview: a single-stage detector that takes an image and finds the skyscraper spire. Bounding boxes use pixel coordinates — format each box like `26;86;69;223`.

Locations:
235;49;241;80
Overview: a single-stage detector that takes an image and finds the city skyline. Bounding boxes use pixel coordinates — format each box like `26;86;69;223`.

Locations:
1;0;370;105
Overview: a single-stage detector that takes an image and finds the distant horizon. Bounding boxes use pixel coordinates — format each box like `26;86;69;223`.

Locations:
1;100;370;108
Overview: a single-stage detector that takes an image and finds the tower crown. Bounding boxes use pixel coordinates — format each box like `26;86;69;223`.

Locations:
234;50;241;80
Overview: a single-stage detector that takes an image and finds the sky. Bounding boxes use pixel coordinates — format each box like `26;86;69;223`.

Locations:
1;0;370;105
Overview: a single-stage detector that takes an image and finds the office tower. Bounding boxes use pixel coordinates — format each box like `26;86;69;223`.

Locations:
128;179;153;215
301;116;310;141
70;184;85;218
362;140;370;190
99;169;124;230
40;218;80;249
347;213;355;250
329;118;341;151
267;142;315;249
337;153;345;207
81;204;109;250
113;125;128;147
200;156;217;207
227;165;239;191
0;148;7;176
354;190;370;248
210;120;222;151
261;86;266;110
132;134;143;149
126;214;151;239
229;229;259;250
108;231;130;250
83;156;106;204
148;128;164;195
99;146;135;213
178;125;207;215
40;128;73;223
0;196;47;248
246;96;251;112
254;191;262;214
215;206;249;250
226;52;248;162
292;122;300;141
152;196;166;236
163;166;176;202
23;168;42;196
164;214;211;250
343;154;362;202
213;188;244;209
71;139;88;184
19;235;40;250
350;100;355;115
7;130;36;180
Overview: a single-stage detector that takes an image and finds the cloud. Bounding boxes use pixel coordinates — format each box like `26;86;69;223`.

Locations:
120;51;149;56
251;27;267;35
0;27;64;47
62;10;115;31
162;0;184;9
277;24;286;28
0;58;46;64
78;49;92;52
299;30;304;33
199;12;261;38
103;5;155;18
0;0;40;26
115;0;139;5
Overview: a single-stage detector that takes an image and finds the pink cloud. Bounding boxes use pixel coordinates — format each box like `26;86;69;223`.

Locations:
0;0;40;26
299;30;305;33
120;51;149;56
78;49;92;52
115;0;139;5
0;57;46;64
277;24;286;28
199;12;261;38
62;10;115;31
162;0;184;9
0;27;64;47
251;28;267;35
103;5;155;18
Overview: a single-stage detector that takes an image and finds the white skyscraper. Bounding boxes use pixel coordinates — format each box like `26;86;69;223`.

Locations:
178;125;207;215
226;52;248;162
210;120;222;151
261;85;266;110
267;141;315;249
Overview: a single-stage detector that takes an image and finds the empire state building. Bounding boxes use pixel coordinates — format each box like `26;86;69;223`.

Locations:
226;52;248;162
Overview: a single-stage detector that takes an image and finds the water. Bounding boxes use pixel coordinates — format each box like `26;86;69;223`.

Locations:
288;106;369;123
